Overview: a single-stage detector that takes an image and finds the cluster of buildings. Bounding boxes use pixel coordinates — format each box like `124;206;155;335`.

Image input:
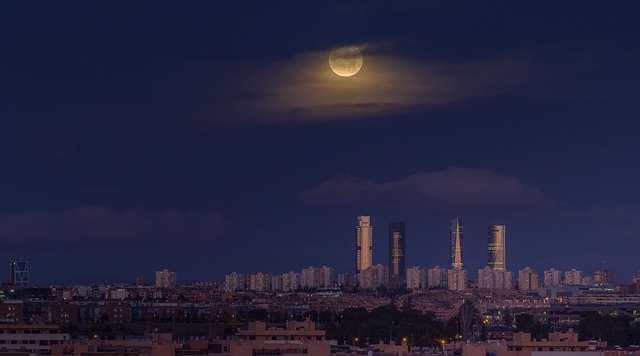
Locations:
222;216;634;295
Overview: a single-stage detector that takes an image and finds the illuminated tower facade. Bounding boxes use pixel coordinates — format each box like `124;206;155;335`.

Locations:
487;225;506;270
355;216;373;274
9;260;29;287
449;217;463;269
388;221;406;289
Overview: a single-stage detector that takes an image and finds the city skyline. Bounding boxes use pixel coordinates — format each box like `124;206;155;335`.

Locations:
2;2;640;284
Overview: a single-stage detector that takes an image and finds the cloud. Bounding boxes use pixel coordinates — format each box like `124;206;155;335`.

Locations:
0;206;227;245
299;168;551;211
198;43;573;125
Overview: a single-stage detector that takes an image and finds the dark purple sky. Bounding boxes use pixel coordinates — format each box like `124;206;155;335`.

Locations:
2;2;640;285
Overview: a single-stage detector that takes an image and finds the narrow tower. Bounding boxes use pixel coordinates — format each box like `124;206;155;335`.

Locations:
355;216;373;274
388;221;406;289
487;225;506;270
449;217;463;269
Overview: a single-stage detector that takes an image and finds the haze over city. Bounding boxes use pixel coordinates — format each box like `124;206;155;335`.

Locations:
1;2;640;285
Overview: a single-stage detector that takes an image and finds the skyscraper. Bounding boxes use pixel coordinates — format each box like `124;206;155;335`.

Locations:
449;217;463;269
9;260;28;287
388;221;406;289
356;215;373;274
487;225;506;270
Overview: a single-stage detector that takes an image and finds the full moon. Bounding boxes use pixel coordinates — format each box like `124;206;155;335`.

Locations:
329;46;363;77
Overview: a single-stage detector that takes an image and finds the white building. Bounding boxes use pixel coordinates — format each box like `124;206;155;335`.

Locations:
155;269;177;288
478;267;513;290
248;272;272;291
447;269;468;291
281;271;300;291
564;269;584;285
427;266;448;289
225;272;245;291
544;268;563;286
518;267;540;291
406;266;426;291
359;264;389;290
301;266;334;289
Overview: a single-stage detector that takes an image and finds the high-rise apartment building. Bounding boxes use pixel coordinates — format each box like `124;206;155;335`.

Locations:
447;268;468;291
155;269;177;288
388;221;406;289
487;225;506;270
337;273;355;289
544;268;563;286
518;267;540;291
281;271;301;291
450;217;463;269
359;264;389;290
356;216;373;274
427;266;449;289
248;272;272;291
301;266;334;289
593;269;614;285
406;266;426;291
9;260;29;287
478;266;513;290
564;269;584;285
225;272;245;291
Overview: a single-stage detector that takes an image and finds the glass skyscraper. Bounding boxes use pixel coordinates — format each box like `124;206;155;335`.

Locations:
487;225;506;270
388;221;406;289
355;216;373;274
449;217;463;269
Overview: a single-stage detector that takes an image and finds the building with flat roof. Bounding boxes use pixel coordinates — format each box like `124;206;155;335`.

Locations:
355;216;373;274
388;221;406;289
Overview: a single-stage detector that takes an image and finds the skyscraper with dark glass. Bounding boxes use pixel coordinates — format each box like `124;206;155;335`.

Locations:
355;216;373;274
388;221;406;288
449;217;463;269
9;260;29;287
487;225;506;270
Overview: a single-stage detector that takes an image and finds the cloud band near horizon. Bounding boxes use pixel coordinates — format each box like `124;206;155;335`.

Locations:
0;206;227;245
299;168;551;211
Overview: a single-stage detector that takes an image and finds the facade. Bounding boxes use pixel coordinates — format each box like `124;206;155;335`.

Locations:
154;269;177;288
215;319;332;355
388;221;406;289
518;267;540;291
447;268;468;291
248;272;272;291
0;324;70;356
544;268;563;286
565;269;584;285
359;264;389;290
281;271;300;291
355;215;373;274
337;273;355;289
459;329;604;356
478;266;513;290
225;272;245;291
300;266;333;289
487;225;506;270
594;269;614;285
406;266;426;291
450;217;463;269
428;266;449;289
9;260;29;287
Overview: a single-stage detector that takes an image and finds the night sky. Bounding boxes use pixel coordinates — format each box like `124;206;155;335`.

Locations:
2;2;640;285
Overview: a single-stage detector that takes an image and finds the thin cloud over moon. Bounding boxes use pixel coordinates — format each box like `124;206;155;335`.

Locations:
207;46;566;124
299;168;551;211
0;206;227;245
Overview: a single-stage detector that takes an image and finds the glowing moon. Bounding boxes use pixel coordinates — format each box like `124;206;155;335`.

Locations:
329;46;363;77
